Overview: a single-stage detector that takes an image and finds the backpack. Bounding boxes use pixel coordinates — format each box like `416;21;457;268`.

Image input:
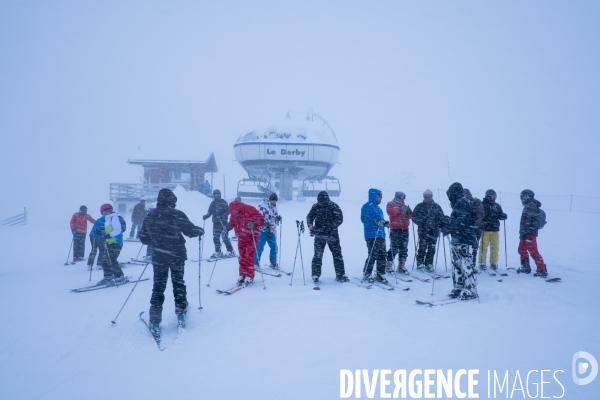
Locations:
537;208;547;229
118;215;127;234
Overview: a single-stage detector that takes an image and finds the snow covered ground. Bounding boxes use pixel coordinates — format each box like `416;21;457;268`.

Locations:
1;188;598;399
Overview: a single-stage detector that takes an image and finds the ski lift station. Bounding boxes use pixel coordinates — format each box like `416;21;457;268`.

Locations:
234;111;341;200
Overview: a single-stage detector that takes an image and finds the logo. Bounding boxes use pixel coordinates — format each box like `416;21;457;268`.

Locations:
572;351;598;385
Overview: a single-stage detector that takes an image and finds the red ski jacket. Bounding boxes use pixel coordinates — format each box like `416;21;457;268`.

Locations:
386;198;412;230
70;212;96;234
228;201;264;237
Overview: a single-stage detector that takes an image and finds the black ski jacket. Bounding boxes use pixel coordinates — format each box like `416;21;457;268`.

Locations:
139;189;204;263
445;183;477;246
306;191;343;239
481;197;507;232
412;200;444;240
204;198;230;228
131;203;147;223
519;198;542;239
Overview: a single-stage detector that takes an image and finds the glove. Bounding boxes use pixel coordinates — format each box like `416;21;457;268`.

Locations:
247;222;255;229
72;229;77;235
202;214;209;220
275;215;282;222
102;234;112;240
501;213;507;220
227;225;233;231
384;221;390;228
376;220;384;227
309;230;315;237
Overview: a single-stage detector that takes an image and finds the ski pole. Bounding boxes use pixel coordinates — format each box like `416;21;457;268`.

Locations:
298;221;306;285
363;225;382;282
503;220;509;270
442;234;448;272
387;226;399;284
278;219;282;274
199;220;205;308
289;221;301;285
88;239;95;282
111;259;151;325
198;236;203;310
431;232;441;295
64;238;74;265
411;224;419;271
251;227;267;289
134;243;144;263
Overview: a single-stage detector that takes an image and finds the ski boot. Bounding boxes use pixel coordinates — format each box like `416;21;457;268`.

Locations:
211;251;223;259
477;264;487;274
312;276;319;284
226;251;236;258
87;264;93;272
237;276;246;287
96;276;114;286
177;302;189;328
244;278;255;286
335;274;349;283
375;273;388;285
417;264;427;272
459;290;478;301
385;261;394;274
425;265;434;273
533;269;548;278
449;289;461;299
269;261;278;270
113;276;129;285
363;274;374;283
490;264;498;272
151;323;161;339
517;259;531;274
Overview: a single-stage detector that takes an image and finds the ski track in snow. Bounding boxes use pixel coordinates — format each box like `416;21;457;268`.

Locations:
0;190;599;399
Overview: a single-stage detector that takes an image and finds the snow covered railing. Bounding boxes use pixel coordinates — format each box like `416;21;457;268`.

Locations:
0;207;27;226
109;183;190;201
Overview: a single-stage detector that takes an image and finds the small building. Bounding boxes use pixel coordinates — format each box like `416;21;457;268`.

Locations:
109;153;218;215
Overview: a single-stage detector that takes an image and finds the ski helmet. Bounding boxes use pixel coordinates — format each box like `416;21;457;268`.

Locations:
100;203;113;213
79;205;87;213
395;191;406;200
269;193;278;201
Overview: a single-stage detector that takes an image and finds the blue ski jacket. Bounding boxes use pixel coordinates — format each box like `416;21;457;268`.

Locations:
361;188;385;240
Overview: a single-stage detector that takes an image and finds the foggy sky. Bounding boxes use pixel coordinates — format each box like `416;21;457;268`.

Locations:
1;0;599;224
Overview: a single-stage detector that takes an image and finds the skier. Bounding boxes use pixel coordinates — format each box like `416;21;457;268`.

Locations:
202;180;211;195
202;189;235;259
517;189;547;277
228;198;264;286
478;189;507;271
129;198;146;240
69;206;96;262
87;215;106;271
411;189;445;272
306;191;348;283
463;188;484;270
360;189;389;284
443;182;478;300
96;204;127;285
138;188;204;335
385;191;412;275
254;193;281;269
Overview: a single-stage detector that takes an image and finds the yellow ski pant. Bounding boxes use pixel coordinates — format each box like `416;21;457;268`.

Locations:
478;231;500;265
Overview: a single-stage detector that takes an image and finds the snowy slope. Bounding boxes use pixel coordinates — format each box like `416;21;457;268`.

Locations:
1;189;598;399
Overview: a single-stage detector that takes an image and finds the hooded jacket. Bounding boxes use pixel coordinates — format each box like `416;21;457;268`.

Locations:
481;195;507;232
138;189;204;262
386;197;412;230
360;188;385;240
205;192;230;227
306;191;344;238
519;198;542;238
464;189;484;235
227;200;264;237
445;182;477;246
70;212;96;234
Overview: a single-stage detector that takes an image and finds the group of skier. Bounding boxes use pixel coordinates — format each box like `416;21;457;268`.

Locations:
68;183;548;334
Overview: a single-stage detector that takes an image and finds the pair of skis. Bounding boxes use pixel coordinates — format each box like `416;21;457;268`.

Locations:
70;277;149;293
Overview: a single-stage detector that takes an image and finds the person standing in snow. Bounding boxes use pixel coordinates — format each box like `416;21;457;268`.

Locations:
443;182;478;300
385;191;412;275
138;188;204;334
202;180;211;195
411;189;445;272
463;188;484;269
517;189;547;277
228;198;264;286
306;191;348;283
70;206;96;262
478;189;507;271
129;198;147;240
360;188;389;283
202;189;235;259
87;215;106;271
254;193;281;269
97;203;127;285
